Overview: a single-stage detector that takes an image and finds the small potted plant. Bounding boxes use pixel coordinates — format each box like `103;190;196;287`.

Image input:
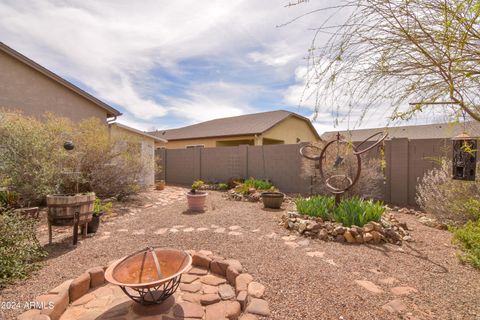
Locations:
186;180;208;212
87;198;112;234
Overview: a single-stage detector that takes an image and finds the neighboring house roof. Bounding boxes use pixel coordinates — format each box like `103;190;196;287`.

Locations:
322;121;480;141
0;42;121;118
150;110;321;141
111;122;168;142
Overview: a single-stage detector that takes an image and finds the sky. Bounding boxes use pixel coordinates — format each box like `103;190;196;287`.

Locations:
0;0;450;134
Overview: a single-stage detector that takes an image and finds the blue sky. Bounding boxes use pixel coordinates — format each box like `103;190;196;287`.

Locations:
0;1;448;134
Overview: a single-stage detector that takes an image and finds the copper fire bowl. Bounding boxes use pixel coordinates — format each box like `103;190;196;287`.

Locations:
104;247;192;289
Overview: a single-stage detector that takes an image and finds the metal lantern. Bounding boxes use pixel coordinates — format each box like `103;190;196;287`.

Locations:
452;132;477;181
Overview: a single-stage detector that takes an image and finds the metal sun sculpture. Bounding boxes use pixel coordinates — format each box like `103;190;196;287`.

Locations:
300;131;388;204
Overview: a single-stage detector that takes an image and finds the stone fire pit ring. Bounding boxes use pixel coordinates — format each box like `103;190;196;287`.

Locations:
104;247;192;305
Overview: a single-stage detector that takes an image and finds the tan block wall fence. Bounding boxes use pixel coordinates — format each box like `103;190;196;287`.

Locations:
156;138;468;207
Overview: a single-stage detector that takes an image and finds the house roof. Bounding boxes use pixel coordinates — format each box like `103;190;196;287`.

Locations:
321;121;480;141
110;123;168;142
150;110;321;141
0;42;121;118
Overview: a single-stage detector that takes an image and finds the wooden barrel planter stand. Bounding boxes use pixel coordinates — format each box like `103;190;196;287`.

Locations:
47;193;95;245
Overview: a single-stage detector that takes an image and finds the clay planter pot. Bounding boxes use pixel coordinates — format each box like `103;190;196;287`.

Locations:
186;191;208;212
87;212;104;234
155;180;165;190
261;192;285;209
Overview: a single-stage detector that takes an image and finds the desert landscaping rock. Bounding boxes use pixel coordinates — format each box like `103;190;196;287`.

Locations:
218;284;236;300
239;314;259;320
200;293;221;305
181;274;199;284
192;253;212;269
354;280;384;294
379;277;398;285
226;266;240;285
188;267;209;276
235;273;253;293
246;298;270;316
179;282;202;293
391;286;418;296
69;273;90;302
203;284;219;294
306;251;325;258
173;301;204;318
236;290;248;311
87;267;105;288
247;282;265;298
382;299;408;313
202;274;227;286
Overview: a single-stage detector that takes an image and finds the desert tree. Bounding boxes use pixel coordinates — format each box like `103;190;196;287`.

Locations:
289;0;480;123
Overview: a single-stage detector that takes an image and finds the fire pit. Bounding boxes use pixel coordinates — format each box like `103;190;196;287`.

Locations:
104;247;192;305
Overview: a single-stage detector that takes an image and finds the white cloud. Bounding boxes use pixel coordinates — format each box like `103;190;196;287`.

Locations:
0;0;342;128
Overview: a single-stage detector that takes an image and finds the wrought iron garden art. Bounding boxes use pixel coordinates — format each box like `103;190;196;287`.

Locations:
300;131;388;204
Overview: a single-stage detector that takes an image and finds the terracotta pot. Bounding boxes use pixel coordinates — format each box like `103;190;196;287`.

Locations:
186;191;208;212
155;180;165;190
261;192;285;209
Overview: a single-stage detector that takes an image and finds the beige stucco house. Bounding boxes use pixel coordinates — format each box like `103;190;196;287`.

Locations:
0;42;120;122
109;123;167;186
151;110;321;149
0;42;165;186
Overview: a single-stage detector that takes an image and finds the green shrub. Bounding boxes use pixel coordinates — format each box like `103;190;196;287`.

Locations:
233;178;275;195
295;195;335;220
217;183;229;190
0;190;19;212
0;110;145;203
191;180;205;190
244;178;273;190
93;198;113;216
451;220;480;269
0;211;47;288
332;196;384;227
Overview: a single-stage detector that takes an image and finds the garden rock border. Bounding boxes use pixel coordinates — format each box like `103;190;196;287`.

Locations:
280;211;413;245
17;250;270;320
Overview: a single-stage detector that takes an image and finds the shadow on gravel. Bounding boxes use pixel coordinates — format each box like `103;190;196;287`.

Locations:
364;242;449;273
181;209;205;215
42;236;84;261
260;207;285;213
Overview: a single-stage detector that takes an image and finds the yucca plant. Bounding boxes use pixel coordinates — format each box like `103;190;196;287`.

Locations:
295;195;335;220
332;196;385;227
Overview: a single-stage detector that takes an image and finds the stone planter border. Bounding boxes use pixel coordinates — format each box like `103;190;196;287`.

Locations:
280;211;413;245
17;250;270;320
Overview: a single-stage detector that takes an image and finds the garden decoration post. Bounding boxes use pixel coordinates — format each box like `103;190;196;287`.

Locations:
300;131;387;205
452;132;477;181
47;141;94;245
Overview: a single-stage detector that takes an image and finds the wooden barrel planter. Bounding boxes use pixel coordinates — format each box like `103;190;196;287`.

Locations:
46;193;95;244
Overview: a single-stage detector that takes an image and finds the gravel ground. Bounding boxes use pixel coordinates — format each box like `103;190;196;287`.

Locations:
1;188;479;320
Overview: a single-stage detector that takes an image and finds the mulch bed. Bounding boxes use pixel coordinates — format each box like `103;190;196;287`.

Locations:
1;188;479;319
